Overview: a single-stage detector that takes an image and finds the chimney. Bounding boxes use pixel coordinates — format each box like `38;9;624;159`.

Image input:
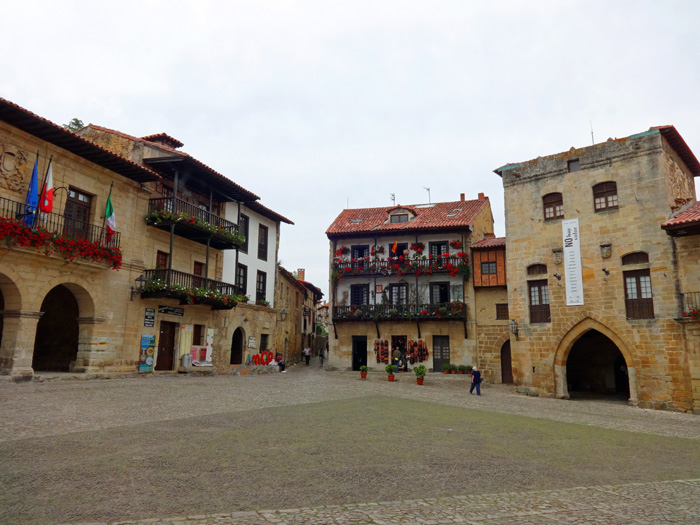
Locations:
297;268;305;281
484;232;495;239
460;193;465;202
478;192;485;200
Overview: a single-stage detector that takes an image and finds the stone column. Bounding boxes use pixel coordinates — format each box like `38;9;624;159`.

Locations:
0;310;43;380
554;363;570;399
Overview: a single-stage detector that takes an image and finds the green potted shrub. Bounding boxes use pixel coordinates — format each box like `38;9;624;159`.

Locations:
414;364;427;385
449;364;458;374
458;364;469;375
442;363;451;375
359;365;368;379
385;363;397;382
466;365;473;374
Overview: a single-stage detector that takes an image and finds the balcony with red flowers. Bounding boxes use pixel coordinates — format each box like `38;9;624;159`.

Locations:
146;197;244;250
138;268;245;310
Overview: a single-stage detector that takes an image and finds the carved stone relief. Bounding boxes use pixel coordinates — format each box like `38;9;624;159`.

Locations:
0;144;28;192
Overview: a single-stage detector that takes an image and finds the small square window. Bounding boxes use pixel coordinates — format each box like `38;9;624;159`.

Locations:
496;304;509;320
568;159;580;172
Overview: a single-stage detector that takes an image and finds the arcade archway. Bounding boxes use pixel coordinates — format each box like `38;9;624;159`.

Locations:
230;327;244;365
32;285;79;372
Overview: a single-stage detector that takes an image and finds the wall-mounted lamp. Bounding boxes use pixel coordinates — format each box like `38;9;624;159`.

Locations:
279;309;287;322
602;267;610;276
553;273;561;281
509;319;519;341
130;274;147;301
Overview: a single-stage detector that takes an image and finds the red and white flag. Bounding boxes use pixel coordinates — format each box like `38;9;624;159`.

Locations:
38;159;54;218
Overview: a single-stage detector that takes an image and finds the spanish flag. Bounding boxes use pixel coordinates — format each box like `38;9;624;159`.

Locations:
392;239;398;254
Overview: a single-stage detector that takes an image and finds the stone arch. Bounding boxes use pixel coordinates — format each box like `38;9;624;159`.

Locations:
34;279;96;318
230;326;246;365
0;270;23;310
552;317;637;405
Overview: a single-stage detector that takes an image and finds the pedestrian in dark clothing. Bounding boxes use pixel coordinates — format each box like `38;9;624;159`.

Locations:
303;346;311;365
470;366;482;395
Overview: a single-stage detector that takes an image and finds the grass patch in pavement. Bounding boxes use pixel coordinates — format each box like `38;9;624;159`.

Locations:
1;395;698;523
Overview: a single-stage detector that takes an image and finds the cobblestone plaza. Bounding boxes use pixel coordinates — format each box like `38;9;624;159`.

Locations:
1;359;698;524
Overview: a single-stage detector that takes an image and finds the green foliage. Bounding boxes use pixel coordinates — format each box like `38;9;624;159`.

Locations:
413;364;427;379
359;365;368;373
63;118;84;132
385;364;397;375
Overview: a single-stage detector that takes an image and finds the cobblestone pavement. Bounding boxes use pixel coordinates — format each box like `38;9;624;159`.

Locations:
2;358;699;524
106;479;700;524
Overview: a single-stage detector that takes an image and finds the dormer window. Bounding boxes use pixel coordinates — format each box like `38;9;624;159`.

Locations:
390;214;408;223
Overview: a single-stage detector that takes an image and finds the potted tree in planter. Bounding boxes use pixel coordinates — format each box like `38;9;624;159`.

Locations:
449;364;458;374
458;365;469;375
414;364;427;385
442;363;451;375
385;363;397;382
359;365;368;379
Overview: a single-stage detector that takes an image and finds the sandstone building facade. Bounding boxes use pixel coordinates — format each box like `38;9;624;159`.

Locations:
495;126;700;412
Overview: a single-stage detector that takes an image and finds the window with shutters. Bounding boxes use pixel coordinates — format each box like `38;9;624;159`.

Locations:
389;283;408;305
528;280;551;323
481;261;497;275
64;187;92;239
258;224;268;261
256;271;266;302
430;282;450;304
239;214;249;253
624;269;654;319
236;264;247;295
543;193;564;221
496;303;509;320
593;182;619;212
350;284;369;305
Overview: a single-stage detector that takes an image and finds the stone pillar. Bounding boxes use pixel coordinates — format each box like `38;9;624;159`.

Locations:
554;363;569;399
73;316;107;373
0;310;43;380
627;366;639;407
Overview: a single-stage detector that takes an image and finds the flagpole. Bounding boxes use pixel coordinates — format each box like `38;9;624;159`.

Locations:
38;156;52;223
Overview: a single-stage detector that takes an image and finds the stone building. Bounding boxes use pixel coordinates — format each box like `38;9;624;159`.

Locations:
274;265;307;365
325;193;496;372
495;126;700;412
0;97;292;379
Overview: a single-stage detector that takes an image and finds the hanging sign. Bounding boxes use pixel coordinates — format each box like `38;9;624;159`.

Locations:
562;218;584;306
158;305;184;316
144;307;155;327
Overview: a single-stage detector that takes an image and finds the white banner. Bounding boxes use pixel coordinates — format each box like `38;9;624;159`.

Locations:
562;219;584;305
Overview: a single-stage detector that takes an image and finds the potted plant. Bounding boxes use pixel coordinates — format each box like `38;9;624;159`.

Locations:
360;365;368;379
385;363;397;382
442;363;450;374
458;365;469;375
466;365;473;375
449;364;458;374
414;364;427;385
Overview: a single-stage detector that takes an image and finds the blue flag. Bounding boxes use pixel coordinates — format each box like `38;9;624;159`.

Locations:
25;156;39;226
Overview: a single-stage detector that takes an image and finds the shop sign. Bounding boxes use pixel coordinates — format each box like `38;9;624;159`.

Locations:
158;305;184;316
248;336;257;349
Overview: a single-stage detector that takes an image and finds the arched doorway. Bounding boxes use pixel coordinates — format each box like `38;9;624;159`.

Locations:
566;329;629;400
230;327;244;365
33;285;79;372
500;340;513;384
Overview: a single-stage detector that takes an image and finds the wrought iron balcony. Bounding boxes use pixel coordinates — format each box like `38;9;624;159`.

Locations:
139;268;242;310
333;254;469;280
333;302;466;322
146;197;243;250
0;195;121;249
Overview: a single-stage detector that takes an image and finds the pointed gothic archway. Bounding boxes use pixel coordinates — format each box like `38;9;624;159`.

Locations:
553;317;638;405
501;340;513;384
566;329;629;400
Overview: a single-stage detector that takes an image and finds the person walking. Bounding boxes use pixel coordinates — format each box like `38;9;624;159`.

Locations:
303;346;311;366
469;366;482;395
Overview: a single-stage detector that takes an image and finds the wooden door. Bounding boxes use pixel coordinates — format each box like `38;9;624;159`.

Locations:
193;261;205;288
156;321;177;370
63;187;92;239
501;340;513;383
432;335;450;372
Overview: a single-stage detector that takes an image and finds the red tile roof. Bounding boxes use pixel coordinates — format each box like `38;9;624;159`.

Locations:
662;201;700;233
326;198;490;237
298;280;324;300
140;132;184;149
472;236;506;249
0;98;160;184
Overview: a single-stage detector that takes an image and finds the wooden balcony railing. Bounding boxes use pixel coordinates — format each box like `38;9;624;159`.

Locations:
0;195;121;248
333;302;466;322
147;197;243;249
140;268;242;310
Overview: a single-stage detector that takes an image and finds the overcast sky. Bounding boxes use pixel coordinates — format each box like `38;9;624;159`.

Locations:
3;1;699;298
